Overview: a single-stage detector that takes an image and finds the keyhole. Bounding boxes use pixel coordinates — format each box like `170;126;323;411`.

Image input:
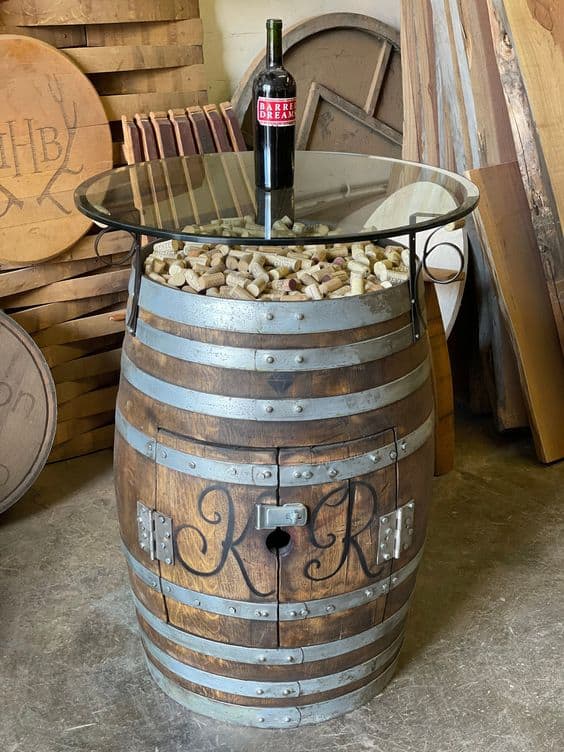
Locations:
266;527;292;555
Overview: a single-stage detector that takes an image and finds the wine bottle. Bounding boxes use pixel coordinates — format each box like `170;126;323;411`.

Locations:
253;19;296;192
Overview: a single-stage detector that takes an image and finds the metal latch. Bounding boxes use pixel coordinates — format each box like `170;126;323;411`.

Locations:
255;503;308;530
376;500;415;563
137;501;174;564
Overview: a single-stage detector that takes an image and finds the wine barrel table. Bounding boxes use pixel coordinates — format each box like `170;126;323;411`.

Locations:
113;271;432;726
75;150;479;728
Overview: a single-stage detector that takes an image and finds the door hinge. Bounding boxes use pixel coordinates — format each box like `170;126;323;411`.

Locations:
137;501;174;564
376;500;415;563
255;503;308;530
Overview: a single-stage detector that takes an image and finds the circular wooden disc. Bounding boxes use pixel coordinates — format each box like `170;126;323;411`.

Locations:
0;35;112;265
0;312;57;514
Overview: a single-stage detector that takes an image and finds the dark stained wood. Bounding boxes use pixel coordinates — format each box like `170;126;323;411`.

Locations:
187;105;216;154
219;101;247;152
203;104;233;153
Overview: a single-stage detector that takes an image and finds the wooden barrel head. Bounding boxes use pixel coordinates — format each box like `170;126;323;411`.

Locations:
0;312;57;514
0;35;112;265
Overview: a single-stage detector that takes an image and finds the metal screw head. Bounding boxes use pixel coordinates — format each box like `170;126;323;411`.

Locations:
187;461;196;469
381;582;388;591
293;471;302;479
294;404;303;413
160;450;167;459
194;599;201;607
257;655;266;663
289;610;297;617
261;610;269;617
383;553;391;560
146;442;153;453
256;688;264;695
408;501;415;509
389;450;398;460
165;557;172;565
265;405;274;413
325;604;335;613
295;355;304;363
266;312;274;320
283;689;292;696
262;470;272;479
164;531;171;539
284;716;292;723
257;716;265;723
370;454;380;463
381;516;388;524
229;467;237;475
365;589;373;597
228;606;237;614
295;312;304;320
302;470;312;479
255;610;263;617
286;655;294;662
391;576;399;585
328;468;338;478
165;585;171;593
159;516;165;523
265;355;275;364
400;440;407;452
299;608;308;617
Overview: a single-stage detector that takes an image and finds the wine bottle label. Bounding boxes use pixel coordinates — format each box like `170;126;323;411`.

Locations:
257;96;296;127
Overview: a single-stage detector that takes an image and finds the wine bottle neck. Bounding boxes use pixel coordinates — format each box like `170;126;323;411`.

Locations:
266;20;283;68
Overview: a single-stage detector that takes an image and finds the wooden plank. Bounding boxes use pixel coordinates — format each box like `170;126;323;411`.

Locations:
85;18;203;47
50;347;122;383
0;24;86;48
56;373;119;404
53;412;115;446
55;231;132;261
488;0;564;352
48;424;115;462
0;256;115;298
468;162;564;463
0;0;197;26
219;102;247;152
10;292;128;333
100;90;201;121
41;333;124;367
90;65;206;96
63;44;202;74
424;281;454;475
33;309;126;347
2;268;130;307
57;386;118;421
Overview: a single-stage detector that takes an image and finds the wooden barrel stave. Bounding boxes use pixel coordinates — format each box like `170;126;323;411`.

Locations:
115;273;434;726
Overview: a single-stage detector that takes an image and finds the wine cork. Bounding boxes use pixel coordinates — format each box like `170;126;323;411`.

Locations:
373;262;388;282
385;269;409;283
181;284;197;293
230;285;255;300
153;259;167;274
225;255;239;270
304;283;323;300
350;273;365;295
246;278;267;298
264;253;301;271
381;280;393;289
286;292;309;301
347;260;369;275
271;278;298;292
249;260;266;278
328;284;351;298
319;277;343;294
153;239;183;257
268;266;291;280
200;272;225;289
167;270;186;287
297;272;317;287
184;269;203;291
148;272;166;284
205;287;221;297
226;271;251;287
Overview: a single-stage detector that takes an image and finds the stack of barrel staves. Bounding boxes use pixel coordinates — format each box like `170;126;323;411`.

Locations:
0;0;207;461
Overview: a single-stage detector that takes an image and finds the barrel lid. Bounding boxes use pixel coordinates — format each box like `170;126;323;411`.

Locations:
0;312;57;514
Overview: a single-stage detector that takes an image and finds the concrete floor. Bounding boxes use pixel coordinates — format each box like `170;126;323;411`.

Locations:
1;413;562;752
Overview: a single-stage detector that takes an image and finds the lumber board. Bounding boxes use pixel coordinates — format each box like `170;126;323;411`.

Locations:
57;386;119;421
488;0;564;352
468;162;564;463
424;281;454;475
48;424;115;462
63;44;202;74
0;24;86;48
91;65;206;97
85;18;203;47
41;334;124;367
32;309;126;347
56;373;120;404
53;412;115;446
1;268;130;308
0;256;117;298
0;0;198;26
50;348;122;383
53;231;133;261
9;292;128;333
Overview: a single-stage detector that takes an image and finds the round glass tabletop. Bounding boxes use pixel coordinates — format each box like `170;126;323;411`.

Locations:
75;151;479;246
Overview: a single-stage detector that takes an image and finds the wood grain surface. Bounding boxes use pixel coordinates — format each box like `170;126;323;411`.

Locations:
0;35;112;264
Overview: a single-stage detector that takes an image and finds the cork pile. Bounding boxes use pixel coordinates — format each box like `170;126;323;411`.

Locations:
144;238;410;301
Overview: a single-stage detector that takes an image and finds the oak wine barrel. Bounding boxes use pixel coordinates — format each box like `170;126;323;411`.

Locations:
115;261;434;727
